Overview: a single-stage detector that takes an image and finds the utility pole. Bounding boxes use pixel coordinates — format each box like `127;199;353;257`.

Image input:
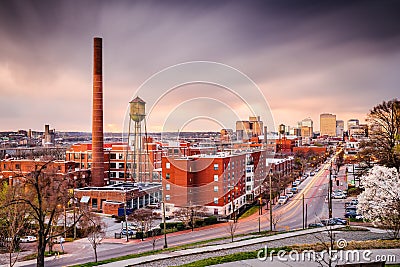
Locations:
305;204;308;229
191;208;194;231
162;198;168;248
64;206;67;239
269;173;273;232
328;163;333;219
302;194;305;229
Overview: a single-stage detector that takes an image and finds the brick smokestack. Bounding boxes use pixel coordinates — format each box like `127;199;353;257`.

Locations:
91;37;105;186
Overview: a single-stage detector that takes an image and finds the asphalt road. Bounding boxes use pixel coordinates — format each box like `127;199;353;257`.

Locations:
16;156;353;267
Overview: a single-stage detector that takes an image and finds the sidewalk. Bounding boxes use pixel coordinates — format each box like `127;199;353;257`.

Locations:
100;225;345;267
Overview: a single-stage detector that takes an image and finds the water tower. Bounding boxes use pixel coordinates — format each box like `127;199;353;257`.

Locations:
125;96;147;182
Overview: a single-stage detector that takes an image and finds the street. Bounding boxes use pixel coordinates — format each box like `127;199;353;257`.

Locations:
15;157;353;267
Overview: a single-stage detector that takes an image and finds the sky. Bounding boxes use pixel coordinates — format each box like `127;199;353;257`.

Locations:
0;0;399;133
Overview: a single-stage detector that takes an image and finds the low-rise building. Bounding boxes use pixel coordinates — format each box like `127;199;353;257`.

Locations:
162;149;293;219
74;182;162;216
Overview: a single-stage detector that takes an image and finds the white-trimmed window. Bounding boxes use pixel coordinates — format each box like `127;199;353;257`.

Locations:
214;197;219;204
165;195;170;201
166;162;170;169
214;163;219;170
166;184;170;190
214;175;218;182
214;186;218;192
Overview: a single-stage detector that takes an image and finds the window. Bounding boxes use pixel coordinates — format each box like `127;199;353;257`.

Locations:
74;153;79;159
214;197;219;204
214;186;218;192
166;162;170;169
118;163;124;169
118;153;123;160
92;199;98;209
119;172;124;178
110;153;116;159
165;195;170;201
214;175;218;182
88;163;91;168
166;184;170;190
88;153;92;160
15;164;20;170
214;164;219;170
110;163;116;168
166;173;170;179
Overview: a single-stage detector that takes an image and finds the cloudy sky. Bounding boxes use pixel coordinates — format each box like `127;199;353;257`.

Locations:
0;0;399;133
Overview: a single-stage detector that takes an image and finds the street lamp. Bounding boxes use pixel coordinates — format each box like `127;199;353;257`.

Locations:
269;172;273;232
123;188;129;242
141;220;144;241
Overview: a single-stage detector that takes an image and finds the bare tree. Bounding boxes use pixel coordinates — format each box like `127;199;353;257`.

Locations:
226;220;238;242
172;207;192;229
0;182;30;267
80;212;106;263
4;162;84;267
362;99;400;171
312;225;339;267
271;211;283;231
128;208;158;238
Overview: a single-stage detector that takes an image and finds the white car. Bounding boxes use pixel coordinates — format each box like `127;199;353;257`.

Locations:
278;196;288;205
286;192;294;198
20;236;37;243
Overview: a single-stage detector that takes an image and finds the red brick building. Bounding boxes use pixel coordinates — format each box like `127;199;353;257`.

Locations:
66;141;164;185
162;149;293;218
0;159;89;186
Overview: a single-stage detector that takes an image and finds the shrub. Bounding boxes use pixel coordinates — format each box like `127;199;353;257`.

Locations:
204;216;218;225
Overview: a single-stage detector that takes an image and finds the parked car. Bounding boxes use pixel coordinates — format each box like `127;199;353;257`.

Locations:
333;192;346;199
350;199;359;206
321;219;344;226
332;217;347;225
308;223;324;228
286;192;294;198
345;211;361;218
310;172;315;176
291;187;298;194
121;229;135;236
278;196;288;205
52;237;65;243
292;181;300;187
20;236;37;243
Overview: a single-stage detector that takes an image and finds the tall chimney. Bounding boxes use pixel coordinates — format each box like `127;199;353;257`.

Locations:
91;37;105;186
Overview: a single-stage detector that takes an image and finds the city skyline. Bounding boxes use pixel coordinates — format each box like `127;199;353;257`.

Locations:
1;1;399;132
